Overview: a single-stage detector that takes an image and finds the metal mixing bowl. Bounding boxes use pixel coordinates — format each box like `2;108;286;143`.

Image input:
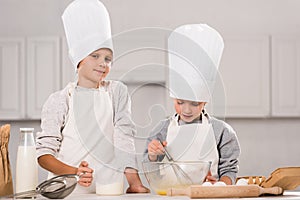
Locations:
142;161;211;195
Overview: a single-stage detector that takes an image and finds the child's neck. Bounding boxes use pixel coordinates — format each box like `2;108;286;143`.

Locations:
77;80;103;89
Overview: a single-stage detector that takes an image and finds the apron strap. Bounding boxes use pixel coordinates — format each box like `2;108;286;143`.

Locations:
201;113;209;124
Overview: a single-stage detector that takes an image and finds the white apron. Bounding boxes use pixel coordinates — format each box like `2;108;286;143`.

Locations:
50;82;116;193
165;114;219;178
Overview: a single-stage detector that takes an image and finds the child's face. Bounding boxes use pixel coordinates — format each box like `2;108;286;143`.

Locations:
174;99;206;123
78;48;113;86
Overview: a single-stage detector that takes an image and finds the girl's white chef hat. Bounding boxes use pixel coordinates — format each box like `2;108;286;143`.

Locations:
62;0;113;68
168;24;224;102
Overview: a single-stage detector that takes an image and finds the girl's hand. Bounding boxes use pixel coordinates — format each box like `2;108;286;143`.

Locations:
147;140;167;161
205;171;217;184
77;161;94;187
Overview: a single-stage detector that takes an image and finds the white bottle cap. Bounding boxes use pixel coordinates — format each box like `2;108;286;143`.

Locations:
20;128;34;132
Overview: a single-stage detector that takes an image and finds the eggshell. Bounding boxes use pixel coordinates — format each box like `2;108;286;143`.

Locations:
213;181;226;186
202;182;213;186
236;178;248;186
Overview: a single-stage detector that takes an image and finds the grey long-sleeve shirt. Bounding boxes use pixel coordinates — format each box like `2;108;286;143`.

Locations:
143;113;241;184
36;80;138;171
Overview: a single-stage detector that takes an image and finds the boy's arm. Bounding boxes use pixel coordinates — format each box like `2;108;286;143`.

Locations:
36;90;67;160
112;82;149;192
36;86;93;186
124;168;150;193
38;154;93;187
38;154;77;175
112;82;136;170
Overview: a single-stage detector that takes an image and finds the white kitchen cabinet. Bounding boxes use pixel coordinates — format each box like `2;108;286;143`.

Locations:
215;35;270;117
61;37;75;86
271;36;300;117
0;38;25;120
26;37;60;119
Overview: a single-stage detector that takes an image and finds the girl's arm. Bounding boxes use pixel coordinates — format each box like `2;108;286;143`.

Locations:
217;121;241;185
219;176;232;185
206;174;232;185
143;119;170;162
147;140;167;161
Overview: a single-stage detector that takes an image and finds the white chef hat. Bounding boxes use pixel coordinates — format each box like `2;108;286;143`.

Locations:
62;0;113;68
168;24;224;102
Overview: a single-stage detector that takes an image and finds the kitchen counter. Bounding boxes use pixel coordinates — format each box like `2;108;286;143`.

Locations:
53;191;300;200
1;191;300;200
64;191;300;199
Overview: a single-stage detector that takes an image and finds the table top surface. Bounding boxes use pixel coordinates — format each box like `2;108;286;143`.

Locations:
67;191;300;200
1;191;300;200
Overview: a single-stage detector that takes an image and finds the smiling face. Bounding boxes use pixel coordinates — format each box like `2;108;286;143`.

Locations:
77;48;113;88
174;99;206;123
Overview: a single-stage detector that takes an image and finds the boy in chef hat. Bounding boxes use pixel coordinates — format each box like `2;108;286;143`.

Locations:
36;0;149;193
144;24;241;185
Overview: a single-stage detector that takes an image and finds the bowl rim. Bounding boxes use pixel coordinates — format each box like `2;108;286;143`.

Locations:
142;160;212;165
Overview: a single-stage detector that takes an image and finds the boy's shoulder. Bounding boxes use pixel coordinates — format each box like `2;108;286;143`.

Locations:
46;82;74;104
106;80;127;91
52;82;73;97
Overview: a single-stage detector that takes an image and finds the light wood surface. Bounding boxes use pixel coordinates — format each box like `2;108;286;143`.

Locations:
167;185;283;198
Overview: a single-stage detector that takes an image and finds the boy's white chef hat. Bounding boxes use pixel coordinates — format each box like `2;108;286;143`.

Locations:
62;0;113;68
168;24;224;102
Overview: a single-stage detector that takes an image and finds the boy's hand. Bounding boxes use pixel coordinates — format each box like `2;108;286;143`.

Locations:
125;168;150;193
148;140;167;161
126;185;150;193
77;161;94;187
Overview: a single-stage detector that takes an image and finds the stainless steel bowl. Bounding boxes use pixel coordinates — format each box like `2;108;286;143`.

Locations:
142;161;211;195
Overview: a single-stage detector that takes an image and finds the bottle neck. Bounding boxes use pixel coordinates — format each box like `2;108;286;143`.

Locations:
19;131;35;146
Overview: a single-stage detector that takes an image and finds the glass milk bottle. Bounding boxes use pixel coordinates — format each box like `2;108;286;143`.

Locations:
16;128;38;193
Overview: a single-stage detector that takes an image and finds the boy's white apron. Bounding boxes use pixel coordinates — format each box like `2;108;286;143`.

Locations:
50;83;116;193
166;114;219;178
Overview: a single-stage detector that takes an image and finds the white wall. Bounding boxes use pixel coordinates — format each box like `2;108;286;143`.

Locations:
1;0;300;190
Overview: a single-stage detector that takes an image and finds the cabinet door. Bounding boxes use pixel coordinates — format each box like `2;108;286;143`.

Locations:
272;36;300;116
215;35;270;117
61;37;75;86
0;38;25;120
27;37;60;119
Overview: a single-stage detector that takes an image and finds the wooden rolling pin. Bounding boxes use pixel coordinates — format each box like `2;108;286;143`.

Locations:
167;185;283;198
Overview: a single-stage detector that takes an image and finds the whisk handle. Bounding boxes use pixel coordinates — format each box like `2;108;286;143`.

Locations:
164;148;174;161
159;141;174;162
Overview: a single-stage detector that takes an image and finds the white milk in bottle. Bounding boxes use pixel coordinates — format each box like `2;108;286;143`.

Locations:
16;128;38;193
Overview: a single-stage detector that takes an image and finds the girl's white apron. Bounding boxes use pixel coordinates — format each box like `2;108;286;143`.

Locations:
49;83;116;193
166;114;219;178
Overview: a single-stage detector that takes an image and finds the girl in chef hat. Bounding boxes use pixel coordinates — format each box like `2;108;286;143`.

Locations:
36;0;149;193
144;24;241;185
